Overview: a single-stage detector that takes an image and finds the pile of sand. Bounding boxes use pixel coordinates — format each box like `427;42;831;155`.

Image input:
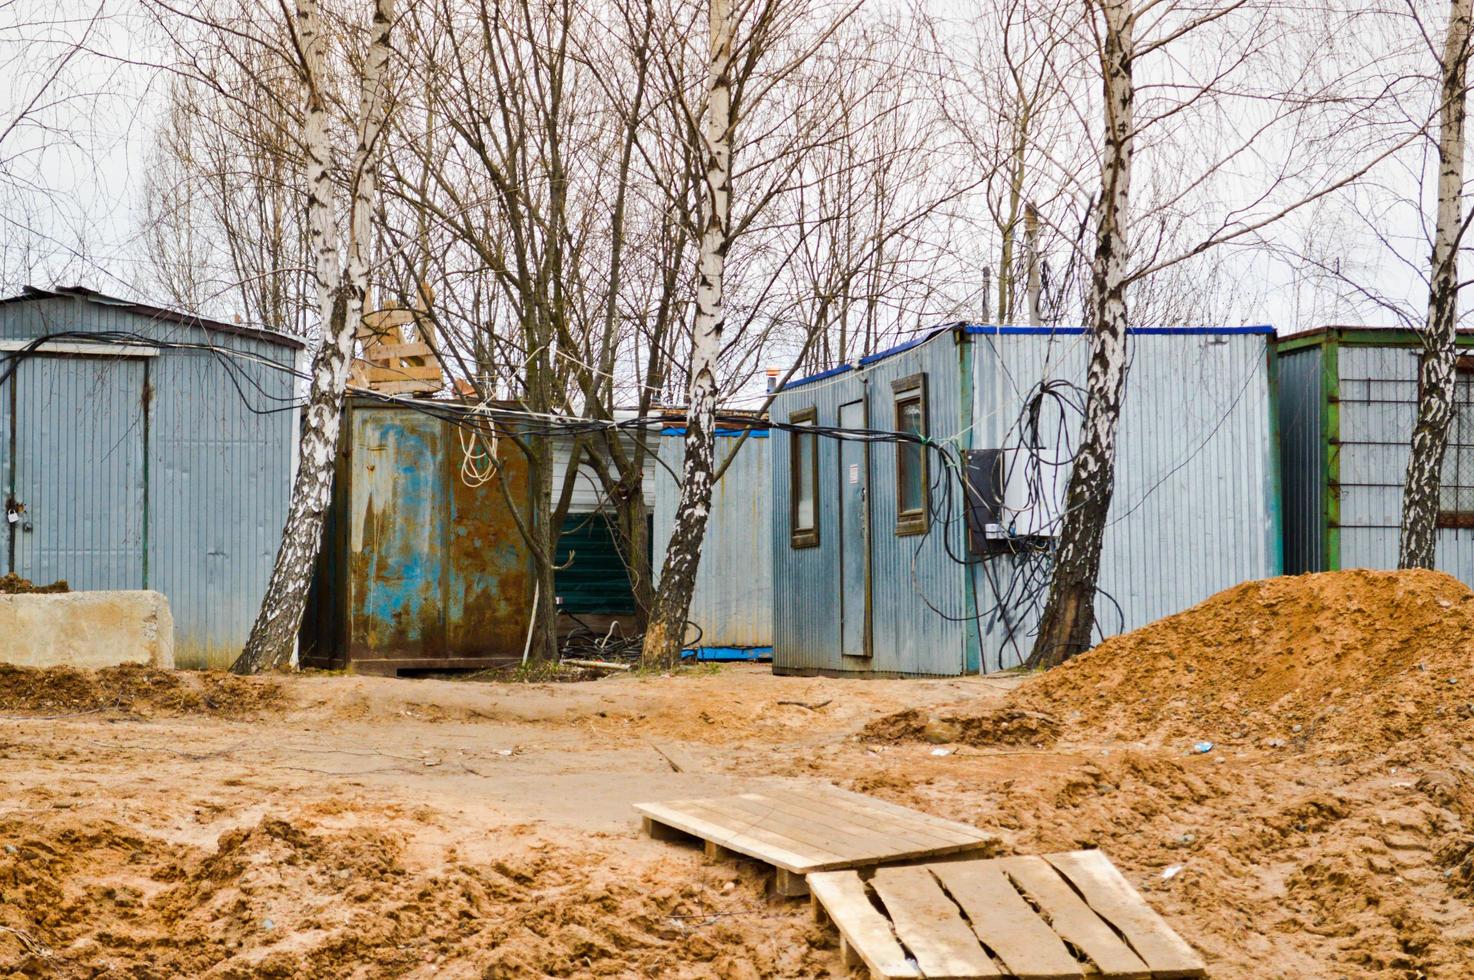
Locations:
0;663;283;719
0;810;831;977
859;706;1060;747
1013;568;1474;749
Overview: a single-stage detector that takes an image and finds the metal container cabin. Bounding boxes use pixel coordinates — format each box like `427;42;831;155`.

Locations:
0;286;302;668
769;323;1280;677
301;399;534;674
653;428;772;657
1275;326;1474;578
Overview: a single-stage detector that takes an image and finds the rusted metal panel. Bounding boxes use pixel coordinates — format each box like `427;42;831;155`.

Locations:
338;402;532;671
445;436;532;655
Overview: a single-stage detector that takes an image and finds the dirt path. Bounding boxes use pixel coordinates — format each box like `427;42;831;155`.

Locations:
1;659;1470;977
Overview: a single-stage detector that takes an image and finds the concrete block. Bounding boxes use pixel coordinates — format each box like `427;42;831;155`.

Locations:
0;590;175;669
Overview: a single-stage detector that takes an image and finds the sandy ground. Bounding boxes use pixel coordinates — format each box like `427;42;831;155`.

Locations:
4;569;1474;978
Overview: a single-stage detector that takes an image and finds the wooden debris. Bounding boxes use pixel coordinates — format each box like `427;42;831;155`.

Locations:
634;785;995;898
563;659;633;672
350;288;444;396
807;849;1205;980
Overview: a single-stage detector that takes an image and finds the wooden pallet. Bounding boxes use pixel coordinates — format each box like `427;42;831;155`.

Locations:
807;850;1205;979
634;785;996;897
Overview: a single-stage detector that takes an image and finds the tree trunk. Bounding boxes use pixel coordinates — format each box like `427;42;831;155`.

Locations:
616;478;654;629
1028;0;1133;670
234;0;395;674
643;0;733;666
1400;0;1472;570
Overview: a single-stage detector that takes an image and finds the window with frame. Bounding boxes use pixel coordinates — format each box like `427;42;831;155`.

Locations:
789;407;819;547
1439;357;1474;527
893;373;928;535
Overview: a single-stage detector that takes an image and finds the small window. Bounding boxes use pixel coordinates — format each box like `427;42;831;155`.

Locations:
790;407;819;548
1439;357;1474;528
893;373;928;535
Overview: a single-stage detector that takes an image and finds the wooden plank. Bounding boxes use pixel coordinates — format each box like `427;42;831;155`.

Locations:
675;797;848;868
717;793;902;866
372;341;434;360
799;785;993;848
774;868;809;898
364;364;442;382
807;871;921;979
870;865;1001;979
641;816;688;843
996;857;1149;980
633;800;833;872
367;380;440;395
746;788;982;855
930;861;1083;980
1044;851;1205;979
362;308;416;329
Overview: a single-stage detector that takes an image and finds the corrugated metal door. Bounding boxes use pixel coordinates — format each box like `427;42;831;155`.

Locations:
6;356;147;588
838;399;871;658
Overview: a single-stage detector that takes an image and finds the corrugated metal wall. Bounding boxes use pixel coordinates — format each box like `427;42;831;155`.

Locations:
654;432;772;648
10;356;147;589
968;328;1278;673
1276;346;1325;573
771;331;969;676
0;293;298;668
1336;344;1474;579
771;325;1277;677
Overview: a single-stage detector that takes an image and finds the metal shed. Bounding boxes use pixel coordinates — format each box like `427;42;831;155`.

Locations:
653;428;772;658
301;398;535;674
0;286;303;668
1275;326;1474;578
769;323;1280;677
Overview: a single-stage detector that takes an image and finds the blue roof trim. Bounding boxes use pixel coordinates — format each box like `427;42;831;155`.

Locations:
778;362;854;391
660;427;769;438
779;323;963;392
962;324;1275;336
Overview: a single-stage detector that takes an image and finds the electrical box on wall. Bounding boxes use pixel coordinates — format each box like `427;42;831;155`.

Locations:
965;446;1069;552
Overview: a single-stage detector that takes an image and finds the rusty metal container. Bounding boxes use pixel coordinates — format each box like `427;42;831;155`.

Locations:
301;399;533;674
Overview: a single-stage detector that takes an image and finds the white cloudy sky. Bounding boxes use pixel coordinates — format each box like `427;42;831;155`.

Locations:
0;0;1453;337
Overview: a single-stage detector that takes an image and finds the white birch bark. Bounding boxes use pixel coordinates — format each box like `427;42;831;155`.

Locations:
234;0;396;673
1400;0;1472;570
643;0;734;665
1029;0;1133;668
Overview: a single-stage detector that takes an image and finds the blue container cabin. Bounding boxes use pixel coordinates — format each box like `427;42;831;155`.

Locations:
768;323;1281;677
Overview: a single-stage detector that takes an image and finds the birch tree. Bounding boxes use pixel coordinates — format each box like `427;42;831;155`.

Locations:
641;0;735;665
1400;0;1473;569
234;0;396;673
1029;0;1133;667
1026;0;1419;667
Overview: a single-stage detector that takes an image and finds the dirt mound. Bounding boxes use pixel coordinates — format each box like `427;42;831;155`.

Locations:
852;738;1474;979
861;706;1060;747
0;572;68;593
1015;568;1474;749
0;811;832;978
0;663;282;719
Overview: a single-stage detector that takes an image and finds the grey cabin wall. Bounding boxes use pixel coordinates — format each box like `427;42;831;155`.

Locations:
0;293;299;668
770;331;969;677
653;432;772;650
771;324;1278;677
967;327;1278;673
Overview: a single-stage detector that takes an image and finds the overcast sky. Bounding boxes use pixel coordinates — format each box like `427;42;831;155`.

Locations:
0;0;1451;336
